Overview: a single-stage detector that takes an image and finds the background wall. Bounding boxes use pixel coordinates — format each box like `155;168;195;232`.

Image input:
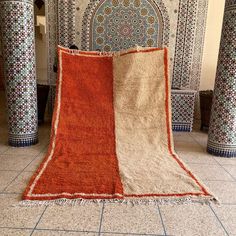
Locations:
0;0;224;92
34;4;47;85
200;0;225;90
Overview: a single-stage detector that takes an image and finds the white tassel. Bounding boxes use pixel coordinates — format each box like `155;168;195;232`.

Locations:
16;195;219;208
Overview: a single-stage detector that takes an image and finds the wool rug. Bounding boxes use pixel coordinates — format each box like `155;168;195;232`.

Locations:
23;46;216;204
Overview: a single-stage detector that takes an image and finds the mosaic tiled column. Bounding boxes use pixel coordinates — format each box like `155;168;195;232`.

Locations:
207;0;236;158
0;0;38;147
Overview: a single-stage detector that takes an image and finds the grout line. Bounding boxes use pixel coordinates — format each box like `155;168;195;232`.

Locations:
157;205;167;236
98;202;105;236
205;180;235;183
221;203;236;205
0;169;34;172
189;132;209;150
101;231;164;236
0;226;33;230
0;153;45;157
30;228;98;234
213;159;236;181
187;163;222;166
0;192;21;195
209;205;229;236
0;226;170;235
184;134;236;181
0;226;100;234
30;206;48;236
27;228;166;236
2;144;48;192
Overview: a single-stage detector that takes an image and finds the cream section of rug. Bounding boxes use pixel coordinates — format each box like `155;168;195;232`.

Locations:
113;49;214;201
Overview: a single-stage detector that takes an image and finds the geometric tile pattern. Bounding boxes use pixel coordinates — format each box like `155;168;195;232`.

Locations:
207;0;236;158
81;0;170;51
78;0;196;132
0;0;38;147
171;90;196;132
45;0;208;132
190;0;209;90
172;0;208;90
58;0;76;47
172;0;198;89
45;0;58;113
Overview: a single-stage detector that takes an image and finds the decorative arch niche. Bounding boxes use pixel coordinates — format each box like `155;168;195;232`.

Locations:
81;0;170;51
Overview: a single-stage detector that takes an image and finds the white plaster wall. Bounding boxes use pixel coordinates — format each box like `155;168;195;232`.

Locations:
200;0;225;90
34;4;48;85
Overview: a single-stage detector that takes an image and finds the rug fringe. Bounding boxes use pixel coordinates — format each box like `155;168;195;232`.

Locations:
16;196;219;207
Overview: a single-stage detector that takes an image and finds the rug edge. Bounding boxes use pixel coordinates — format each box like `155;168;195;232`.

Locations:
18;195;219;207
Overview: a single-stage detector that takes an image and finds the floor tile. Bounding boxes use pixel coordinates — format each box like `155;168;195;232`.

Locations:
4;143;46;157
0;194;46;228
101;203;164;235
177;151;217;164
0;171;19;192
0;143;9;154
190;131;208;140
205;181;236;204
0;228;32;236
100;234;161;236
212;204;236;235
187;163;235;181
221;165;236;180
37;204;102;232
0;154;35;171
191;133;208;147
214;157;236;166
4;171;34;194
194;139;208;148
174;141;204;152
173;131;183;136
173;133;194;143
25;152;47;172
159;204;227;236
32;229;97;236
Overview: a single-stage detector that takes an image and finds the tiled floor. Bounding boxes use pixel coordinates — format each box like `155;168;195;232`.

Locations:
0;91;236;236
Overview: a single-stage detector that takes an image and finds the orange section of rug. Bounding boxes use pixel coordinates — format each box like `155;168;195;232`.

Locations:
23;50;123;201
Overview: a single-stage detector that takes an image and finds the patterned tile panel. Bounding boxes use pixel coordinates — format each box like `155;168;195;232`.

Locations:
46;0;208;132
45;0;58;113
172;0;198;89
49;0;208;91
0;0;38;146
81;0;170;51
171;90;196;132
207;0;236;157
190;0;209;90
58;0;76;47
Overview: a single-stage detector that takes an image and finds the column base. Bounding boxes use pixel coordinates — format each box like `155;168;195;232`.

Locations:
207;140;236;158
8;133;38;147
172;123;192;132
